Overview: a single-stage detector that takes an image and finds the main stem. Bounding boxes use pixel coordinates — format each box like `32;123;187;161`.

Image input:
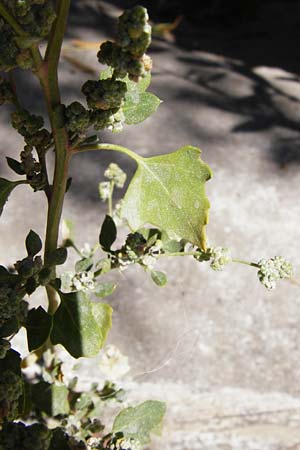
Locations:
35;1;71;313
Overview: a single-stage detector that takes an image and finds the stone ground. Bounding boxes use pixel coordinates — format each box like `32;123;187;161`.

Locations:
1;1;300;448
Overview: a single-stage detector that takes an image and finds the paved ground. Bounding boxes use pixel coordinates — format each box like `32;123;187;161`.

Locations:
1;1;300;448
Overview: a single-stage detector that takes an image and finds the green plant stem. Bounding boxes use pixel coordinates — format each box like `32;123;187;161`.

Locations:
108;181;115;216
232;259;260;268
34;0;71;314
74;143;141;163
158;251;201;258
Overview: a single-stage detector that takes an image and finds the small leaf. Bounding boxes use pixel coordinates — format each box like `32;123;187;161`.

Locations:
51;291;113;358
25;229;42;256
75;257;93;273
99;215;117;251
94;282;116;298
162;239;183;253
0;349;21;375
123;72;152;93
48;247;68;266
25;307;53;352
0;178;25;217
121;146;212;250
151;270;167;287
31;381;70;416
123;92;161;125
6;157;25;175
113;400;166;444
25;277;37;295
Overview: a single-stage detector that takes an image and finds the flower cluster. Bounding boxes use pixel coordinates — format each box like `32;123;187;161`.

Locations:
0;1;56;72
209;246;232;271
10;108;52;191
0;370;23;422
257;256;293;290
98;5;152;81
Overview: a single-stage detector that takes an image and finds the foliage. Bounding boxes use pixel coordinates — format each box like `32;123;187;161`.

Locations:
0;1;294;449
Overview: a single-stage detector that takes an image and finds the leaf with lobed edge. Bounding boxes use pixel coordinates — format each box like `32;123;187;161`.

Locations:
121;146;212;251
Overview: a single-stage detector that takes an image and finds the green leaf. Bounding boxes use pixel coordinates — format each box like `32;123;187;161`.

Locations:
99;215;117;251
6;157;25;175
0;178;25;217
0;349;21;375
25;229;42;256
121;146;212;250
151;270;167;287
123;92;161;125
31;381;70;416
94;281;116;298
124;72;151;93
25;307;52;352
113;400;166;444
48;247;68;266
75;257;93;273
51;291;113;358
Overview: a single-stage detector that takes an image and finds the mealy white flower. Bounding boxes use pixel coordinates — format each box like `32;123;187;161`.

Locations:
104;162;127;188
258;256;293;290
99;344;130;380
210;247;232;271
141;254;157;270
99;181;111;201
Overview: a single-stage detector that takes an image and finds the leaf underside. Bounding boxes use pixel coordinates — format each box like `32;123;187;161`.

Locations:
113;400;166;444
121;146;212;250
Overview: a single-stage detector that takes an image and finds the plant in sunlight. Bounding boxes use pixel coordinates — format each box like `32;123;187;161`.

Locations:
0;1;294;449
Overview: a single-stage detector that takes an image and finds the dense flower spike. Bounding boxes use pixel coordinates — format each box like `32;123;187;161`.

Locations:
2;0;56;37
0;77;15;105
10;109;50;190
0;1;56;71
0;422;52;450
0;283;28;331
65;101;90;134
82;79;127;111
97;6;152;81
118;5;151;57
0;370;23;422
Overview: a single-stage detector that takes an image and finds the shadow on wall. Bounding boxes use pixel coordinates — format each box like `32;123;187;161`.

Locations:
68;0;300;167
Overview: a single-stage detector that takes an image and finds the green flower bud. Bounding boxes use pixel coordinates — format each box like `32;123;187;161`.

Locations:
65;101;90;134
82;79;127;111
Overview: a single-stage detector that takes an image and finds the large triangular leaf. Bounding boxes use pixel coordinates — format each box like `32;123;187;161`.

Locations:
51;291;112;358
113;400;166;444
0;178;26;216
121;146;212;250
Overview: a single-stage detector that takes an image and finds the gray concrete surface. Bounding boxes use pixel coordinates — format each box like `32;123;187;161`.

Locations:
1;1;300;448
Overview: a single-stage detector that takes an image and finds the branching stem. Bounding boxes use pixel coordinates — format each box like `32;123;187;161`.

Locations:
74;142;141;163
